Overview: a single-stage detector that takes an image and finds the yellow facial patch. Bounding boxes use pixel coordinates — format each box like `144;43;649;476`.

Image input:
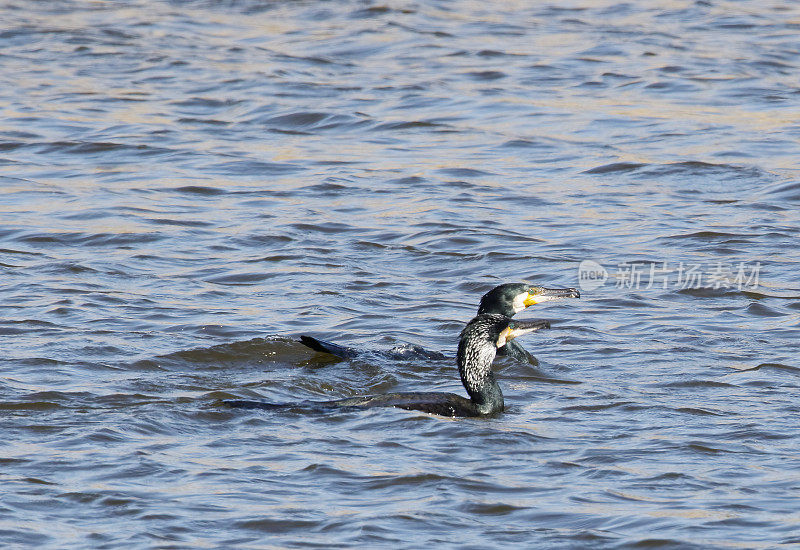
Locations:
523;292;555;306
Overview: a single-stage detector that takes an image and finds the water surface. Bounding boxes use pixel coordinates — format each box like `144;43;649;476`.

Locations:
1;1;799;548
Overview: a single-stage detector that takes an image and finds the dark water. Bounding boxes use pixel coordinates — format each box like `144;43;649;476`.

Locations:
2;1;799;547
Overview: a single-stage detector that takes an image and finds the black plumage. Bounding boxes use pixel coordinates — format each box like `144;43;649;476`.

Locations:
224;314;550;417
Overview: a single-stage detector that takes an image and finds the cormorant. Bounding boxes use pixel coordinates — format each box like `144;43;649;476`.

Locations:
477;283;579;362
299;283;578;363
224;314;550;417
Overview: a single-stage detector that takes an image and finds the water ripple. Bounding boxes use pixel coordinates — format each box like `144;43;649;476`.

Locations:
0;0;798;548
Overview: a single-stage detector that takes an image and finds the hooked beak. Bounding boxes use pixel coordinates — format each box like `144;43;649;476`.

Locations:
523;287;580;307
497;319;550;348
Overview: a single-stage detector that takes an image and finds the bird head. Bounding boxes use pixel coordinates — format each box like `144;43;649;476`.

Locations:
477;283;580;316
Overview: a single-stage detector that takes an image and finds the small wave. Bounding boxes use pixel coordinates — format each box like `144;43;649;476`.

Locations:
301;181;350;193
765;181;800;200
500;138;557;149
244;254;301;263
686;441;756;455
745;303;785;317
674;407;726;416
0;401;62;411
272;53;343;66
352;5;394;18
660;379;737;388
234;517;318;533
583;160;770;183
288;222;356;234
146;218;214;228
171;185;226;195
436;167;496;177
583;162;645;174
732;363;800;374
372;120;447;131
265;111;328;127
387;175;427;185
203;159;301;176
364;472;450;490
150;337;301;367
643;161;767;180
675;287;740;298
18;232;163;247
0;390;93;411
37;140;176;158
460;501;526;515
257;111;366;133
0;141;25;151
464;70;506;80
562;401;636;412
0;247;43;256
0;319;60;332
206;272;280;285
170;97;240;110
477;49;518;57
644;80;700;93
664;230;754;241
176;117;229;126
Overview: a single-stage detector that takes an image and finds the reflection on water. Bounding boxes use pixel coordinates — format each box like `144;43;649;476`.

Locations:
1;1;799;547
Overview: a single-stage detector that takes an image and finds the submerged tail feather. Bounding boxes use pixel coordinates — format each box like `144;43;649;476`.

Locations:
298;335;359;359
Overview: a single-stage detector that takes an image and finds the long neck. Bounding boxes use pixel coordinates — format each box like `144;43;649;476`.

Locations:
497;340;531;363
458;341;504;415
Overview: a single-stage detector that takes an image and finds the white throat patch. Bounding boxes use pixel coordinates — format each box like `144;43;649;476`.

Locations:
512;293;527;314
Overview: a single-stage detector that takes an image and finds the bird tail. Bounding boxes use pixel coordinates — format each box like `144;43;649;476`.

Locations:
298;335;358;359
